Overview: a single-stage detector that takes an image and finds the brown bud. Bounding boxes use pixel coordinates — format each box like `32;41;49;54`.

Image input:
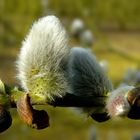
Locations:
0;106;12;133
127;87;140;107
127;87;140;120
17;94;49;129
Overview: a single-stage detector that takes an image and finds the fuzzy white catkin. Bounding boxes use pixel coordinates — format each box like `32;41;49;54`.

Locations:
71;19;84;37
106;85;134;117
68;47;113;116
16;15;70;100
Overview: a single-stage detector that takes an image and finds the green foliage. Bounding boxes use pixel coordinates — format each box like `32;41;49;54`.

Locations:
0;0;42;47
0;0;140;48
48;0;140;30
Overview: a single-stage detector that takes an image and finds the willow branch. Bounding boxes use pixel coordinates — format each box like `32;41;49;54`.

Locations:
48;93;106;107
9;88;106;108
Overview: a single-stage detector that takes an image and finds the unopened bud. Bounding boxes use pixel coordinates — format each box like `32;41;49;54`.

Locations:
17;94;49;129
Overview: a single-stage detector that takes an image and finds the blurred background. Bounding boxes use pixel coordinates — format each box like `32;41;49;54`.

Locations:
0;0;140;140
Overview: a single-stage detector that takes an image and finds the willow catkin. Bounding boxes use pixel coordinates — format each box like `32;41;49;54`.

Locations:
16;16;70;101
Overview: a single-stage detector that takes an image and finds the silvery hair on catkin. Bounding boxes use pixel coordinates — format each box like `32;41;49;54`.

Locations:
68;47;113;115
16;15;70;99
